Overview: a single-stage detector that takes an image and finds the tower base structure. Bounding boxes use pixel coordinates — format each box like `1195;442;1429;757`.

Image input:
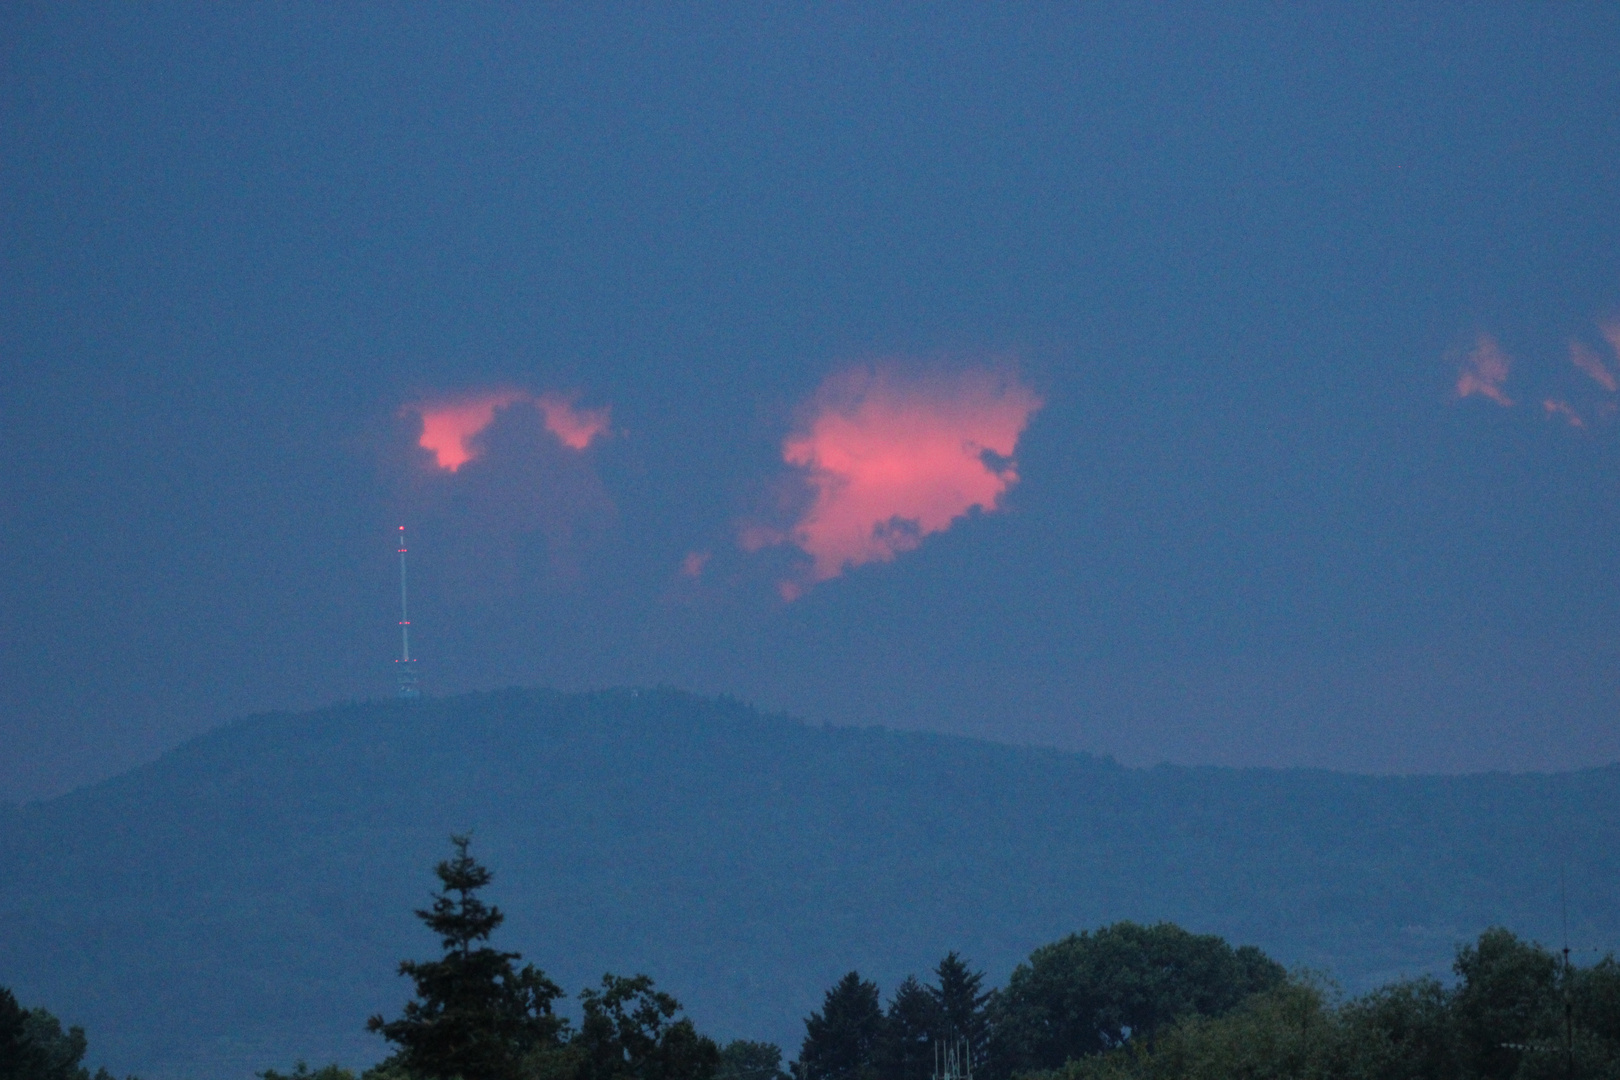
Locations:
395;659;420;701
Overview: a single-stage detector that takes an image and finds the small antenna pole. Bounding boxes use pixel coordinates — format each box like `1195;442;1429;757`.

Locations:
395;526;420;700
933;1034;971;1080
1563;865;1573;1080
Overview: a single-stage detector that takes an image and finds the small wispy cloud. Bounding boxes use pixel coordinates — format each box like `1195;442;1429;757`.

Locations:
1542;399;1584;428
749;366;1042;593
736;524;785;553
1601;320;1620;370
536;394;612;450
1570;340;1619;393
1455;335;1514;407
411;390;610;470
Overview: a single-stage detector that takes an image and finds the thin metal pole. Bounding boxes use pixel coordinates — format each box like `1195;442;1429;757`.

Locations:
398;526;411;663
1563;865;1573;1080
396;525;420;700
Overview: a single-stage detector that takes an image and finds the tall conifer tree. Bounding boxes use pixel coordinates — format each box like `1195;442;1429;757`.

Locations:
368;836;566;1080
796;973;885;1080
930;953;990;1061
881;977;939;1080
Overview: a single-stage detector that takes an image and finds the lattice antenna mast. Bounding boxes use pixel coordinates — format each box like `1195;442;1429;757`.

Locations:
933;1036;971;1080
395;525;420;700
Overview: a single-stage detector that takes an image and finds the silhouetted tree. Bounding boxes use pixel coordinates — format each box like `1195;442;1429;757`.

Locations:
1010;929;1620;1080
1338;975;1459;1080
1450;927;1562;1080
0;987;122;1080
931;953;990;1061
985;921;1285;1076
368;835;567;1080
714;1041;789;1080
0;991;27;1080
1051;975;1342;1080
568;974;720;1080
259;1065;356;1080
797;973;886;1080
1574;955;1620;1048
881;977;940;1080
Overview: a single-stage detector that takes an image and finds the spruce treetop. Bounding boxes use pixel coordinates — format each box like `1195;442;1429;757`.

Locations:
367;835;566;1080
419;833;503;954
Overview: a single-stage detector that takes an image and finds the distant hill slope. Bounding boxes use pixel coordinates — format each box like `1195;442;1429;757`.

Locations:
1;689;1617;1080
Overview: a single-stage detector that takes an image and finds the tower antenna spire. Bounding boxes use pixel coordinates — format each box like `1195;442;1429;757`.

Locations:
395;525;420;700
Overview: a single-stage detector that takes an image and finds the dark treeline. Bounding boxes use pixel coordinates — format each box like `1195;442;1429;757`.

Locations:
808;928;1620;1080
5;837;1619;1080
258;837;1620;1080
797;924;1286;1080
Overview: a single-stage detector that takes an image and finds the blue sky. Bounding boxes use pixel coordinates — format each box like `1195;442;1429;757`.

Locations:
4;3;1620;799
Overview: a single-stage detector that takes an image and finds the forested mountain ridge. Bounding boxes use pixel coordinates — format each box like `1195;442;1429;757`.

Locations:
1;689;1616;1080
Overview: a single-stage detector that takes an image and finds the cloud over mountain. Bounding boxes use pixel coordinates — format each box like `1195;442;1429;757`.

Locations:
747;367;1041;595
411;391;610;471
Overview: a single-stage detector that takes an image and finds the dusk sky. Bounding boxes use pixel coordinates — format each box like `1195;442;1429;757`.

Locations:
5;4;1620;801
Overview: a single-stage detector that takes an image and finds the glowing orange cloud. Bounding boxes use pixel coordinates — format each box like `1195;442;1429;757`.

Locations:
536;394;611;450
416;391;527;471
414;390;609;469
771;367;1042;585
1455;335;1514;407
1542;399;1584;428
1571;340;1619;393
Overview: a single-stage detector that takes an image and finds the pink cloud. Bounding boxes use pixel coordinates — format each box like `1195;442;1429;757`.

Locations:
415;391;527;471
680;550;710;578
536;393;611;450
1543;399;1585;428
1455;335;1514;407
1571;340;1619;393
763;367;1042;588
1602;320;1620;368
737;524;786;553
412;390;608;469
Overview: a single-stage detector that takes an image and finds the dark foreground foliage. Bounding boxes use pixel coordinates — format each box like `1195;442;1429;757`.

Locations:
715;1040;792;1080
0;987;135;1080
204;837;1620;1080
791;927;1620;1080
19;833;1619;1080
791;925;1284;1080
987;922;1287;1073
1019;929;1620;1080
347;836;718;1080
364;835;568;1080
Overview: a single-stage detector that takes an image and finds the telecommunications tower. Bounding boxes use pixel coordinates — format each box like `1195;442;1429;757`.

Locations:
395;525;420;700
